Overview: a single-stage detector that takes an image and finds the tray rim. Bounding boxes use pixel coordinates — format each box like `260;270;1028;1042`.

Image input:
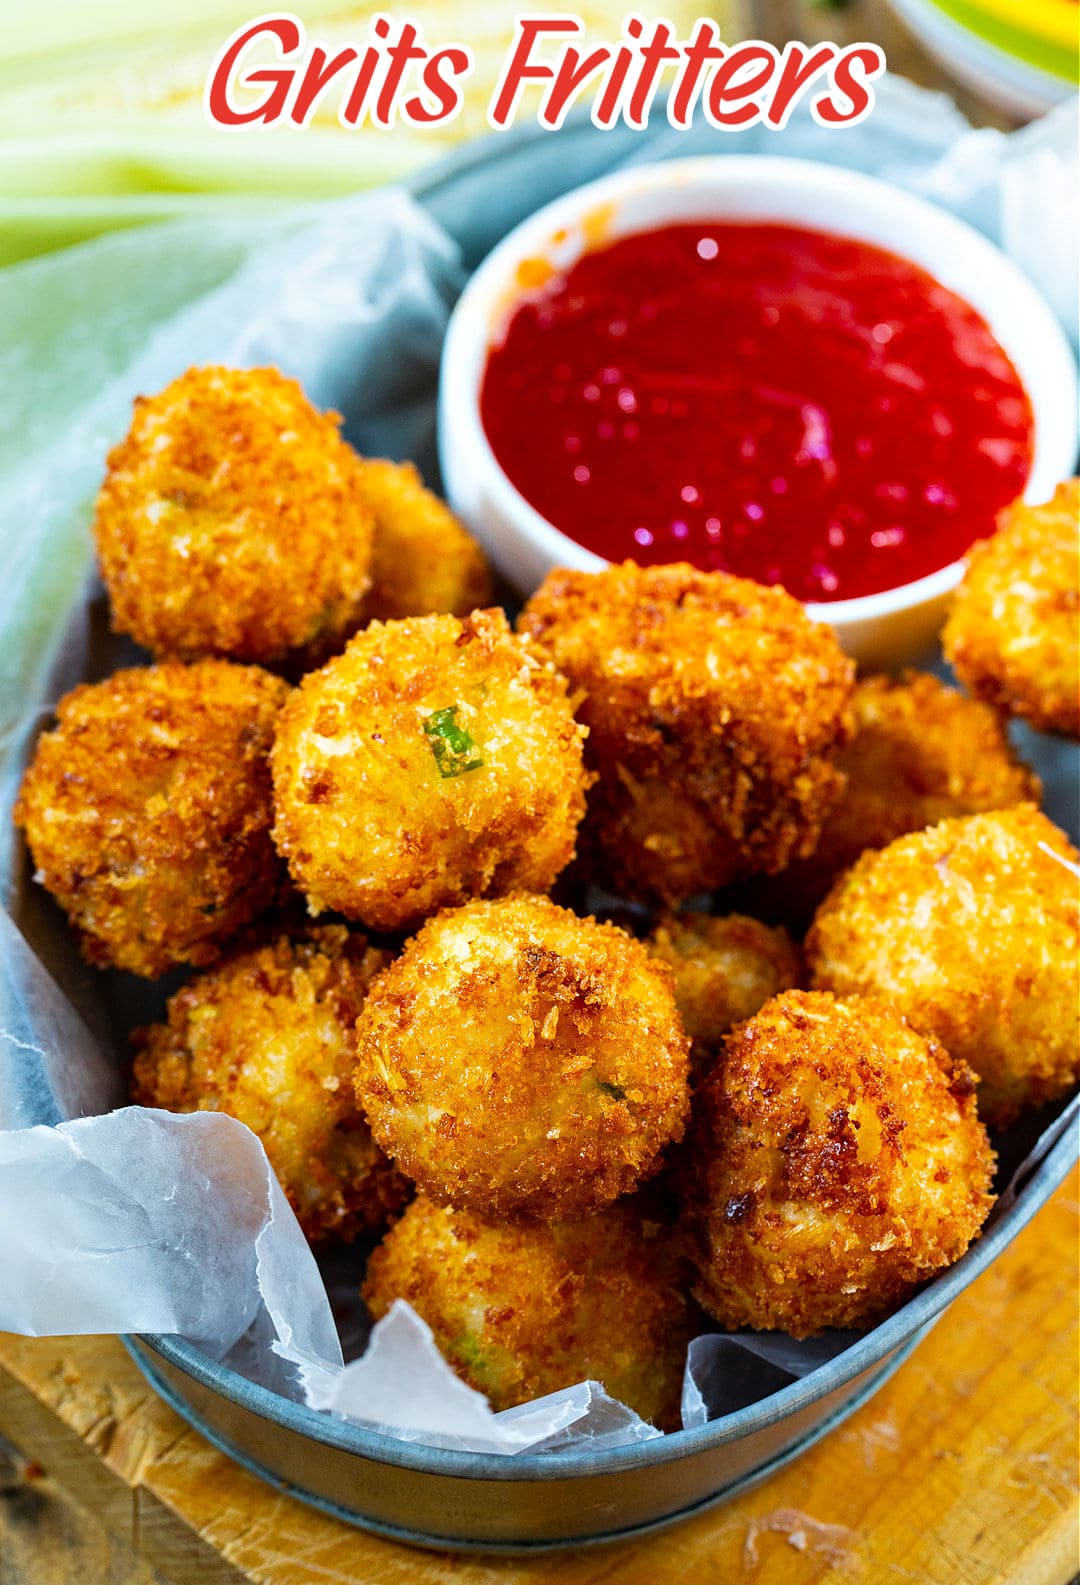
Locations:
124;1323;932;1552
133;1120;1077;1482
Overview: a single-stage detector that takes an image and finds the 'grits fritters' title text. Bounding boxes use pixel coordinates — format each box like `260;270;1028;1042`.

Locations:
204;14;886;133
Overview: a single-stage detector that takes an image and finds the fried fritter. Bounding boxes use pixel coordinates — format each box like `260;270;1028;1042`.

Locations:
808;807;1080;1126
363;1195;696;1429
360;458;493;622
133;927;408;1243
739;670;1042;927
354;894;690;1222
683;990;995;1336
271;609;590;932
943;480;1079;738
93;366;374;666
14;661;288;977
518;562;854;904
647;911;801;1072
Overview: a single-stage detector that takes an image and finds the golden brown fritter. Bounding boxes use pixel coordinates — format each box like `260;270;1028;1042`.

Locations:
943;480;1080;738
739;670;1041;927
647;911;801;1072
683;990;995;1337
359;458;493;622
354;894;691;1222
363;1195;697;1430
14;661;288;977
93;366;374;666
271;609;590;932
518;562;854;904
133;927;408;1243
807;807;1080;1127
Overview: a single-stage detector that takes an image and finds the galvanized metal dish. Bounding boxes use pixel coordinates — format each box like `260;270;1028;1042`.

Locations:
126;1117;1073;1552
6;118;1078;1552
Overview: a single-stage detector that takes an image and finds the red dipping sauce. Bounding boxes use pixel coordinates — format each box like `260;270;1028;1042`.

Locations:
479;222;1035;602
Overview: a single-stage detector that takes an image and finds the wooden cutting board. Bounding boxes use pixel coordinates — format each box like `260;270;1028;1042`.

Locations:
1;1163;1076;1585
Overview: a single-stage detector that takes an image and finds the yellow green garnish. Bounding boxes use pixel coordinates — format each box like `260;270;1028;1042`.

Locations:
424;705;484;778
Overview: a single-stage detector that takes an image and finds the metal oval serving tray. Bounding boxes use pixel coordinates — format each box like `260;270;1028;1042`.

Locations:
128;1123;1072;1551
7;117;1078;1553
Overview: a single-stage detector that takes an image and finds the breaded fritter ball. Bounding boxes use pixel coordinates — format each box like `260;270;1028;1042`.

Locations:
808;807;1080;1126
647;912;801;1072
363;1195;696;1430
93;366;374;666
740;670;1041;926
943;480;1080;738
359;458;493;622
518;562;854;904
133;927;408;1243
14;661;288;977
271;609;590;932
684;990;995;1336
354;895;690;1222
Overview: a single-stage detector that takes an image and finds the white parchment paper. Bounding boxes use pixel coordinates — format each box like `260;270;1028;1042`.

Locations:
0;81;1076;1455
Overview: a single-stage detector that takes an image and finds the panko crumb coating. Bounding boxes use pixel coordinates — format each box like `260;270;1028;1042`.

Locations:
363;1195;697;1430
359;458;493;622
271;609;591;932
943;480;1080;738
14;661;289;977
518;562;854;904
133;927;408;1243
740;670;1042;926
684;990;995;1337
93;366;374;666
808;807;1080;1127
647;912;801;1072
354;894;691;1222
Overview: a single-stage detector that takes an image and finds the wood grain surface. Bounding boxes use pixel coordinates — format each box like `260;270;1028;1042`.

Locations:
1;1165;1076;1585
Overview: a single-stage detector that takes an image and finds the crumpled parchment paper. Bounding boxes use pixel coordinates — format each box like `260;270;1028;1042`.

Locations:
0;79;1076;1456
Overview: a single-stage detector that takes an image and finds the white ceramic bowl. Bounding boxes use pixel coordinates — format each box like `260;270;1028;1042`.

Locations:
438;155;1078;669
